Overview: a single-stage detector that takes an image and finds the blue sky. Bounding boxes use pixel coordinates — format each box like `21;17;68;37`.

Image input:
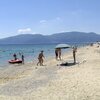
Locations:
0;0;100;38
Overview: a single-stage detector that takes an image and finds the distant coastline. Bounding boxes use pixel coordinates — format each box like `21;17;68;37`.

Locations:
0;32;100;44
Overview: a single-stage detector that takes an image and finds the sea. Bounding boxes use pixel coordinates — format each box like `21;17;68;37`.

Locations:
0;43;89;67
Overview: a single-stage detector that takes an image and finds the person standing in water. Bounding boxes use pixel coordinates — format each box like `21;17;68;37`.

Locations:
21;54;24;64
13;53;17;60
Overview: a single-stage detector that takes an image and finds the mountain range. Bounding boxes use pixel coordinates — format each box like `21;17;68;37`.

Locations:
0;32;100;44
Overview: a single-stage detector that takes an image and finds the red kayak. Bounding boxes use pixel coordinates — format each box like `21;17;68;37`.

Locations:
8;59;22;64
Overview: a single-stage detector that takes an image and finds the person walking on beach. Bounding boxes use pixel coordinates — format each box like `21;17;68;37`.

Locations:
55;48;59;60
58;48;61;60
37;50;45;66
73;47;77;64
13;53;17;60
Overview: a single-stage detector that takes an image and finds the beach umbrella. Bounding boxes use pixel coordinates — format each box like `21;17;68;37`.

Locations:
55;43;71;49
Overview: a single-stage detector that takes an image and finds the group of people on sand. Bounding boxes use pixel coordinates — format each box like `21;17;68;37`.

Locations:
11;46;77;66
55;47;77;63
36;46;77;66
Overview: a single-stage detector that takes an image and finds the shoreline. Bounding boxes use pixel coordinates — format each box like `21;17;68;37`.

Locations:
0;43;88;67
0;44;100;100
0;47;72;68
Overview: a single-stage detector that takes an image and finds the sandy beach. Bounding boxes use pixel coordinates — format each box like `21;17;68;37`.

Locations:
0;44;100;100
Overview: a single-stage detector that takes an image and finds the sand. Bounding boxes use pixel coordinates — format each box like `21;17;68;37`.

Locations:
0;44;100;100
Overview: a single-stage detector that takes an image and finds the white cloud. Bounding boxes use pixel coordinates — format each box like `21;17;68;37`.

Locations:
18;28;32;33
32;17;64;35
40;20;47;24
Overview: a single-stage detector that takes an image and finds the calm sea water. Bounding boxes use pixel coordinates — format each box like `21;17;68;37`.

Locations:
0;43;89;67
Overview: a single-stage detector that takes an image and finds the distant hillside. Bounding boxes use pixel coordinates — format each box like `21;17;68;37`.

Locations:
0;32;100;44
